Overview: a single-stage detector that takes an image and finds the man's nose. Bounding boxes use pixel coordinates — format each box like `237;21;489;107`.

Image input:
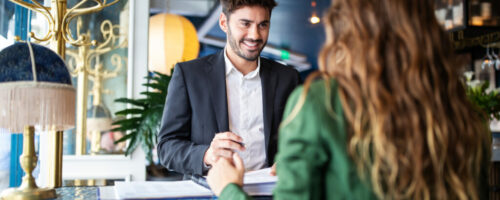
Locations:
247;25;261;40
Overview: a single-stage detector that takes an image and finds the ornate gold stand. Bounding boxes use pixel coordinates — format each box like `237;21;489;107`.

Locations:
0;126;56;200
8;0;120;188
66;19;125;156
47;129;64;188
90;131;101;154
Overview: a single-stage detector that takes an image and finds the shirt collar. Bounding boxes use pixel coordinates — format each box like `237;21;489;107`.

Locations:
224;47;260;78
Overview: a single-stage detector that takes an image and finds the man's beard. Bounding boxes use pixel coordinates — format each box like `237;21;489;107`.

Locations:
227;28;266;61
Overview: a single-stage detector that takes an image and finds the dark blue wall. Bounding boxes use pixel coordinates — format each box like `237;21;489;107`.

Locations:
200;0;331;76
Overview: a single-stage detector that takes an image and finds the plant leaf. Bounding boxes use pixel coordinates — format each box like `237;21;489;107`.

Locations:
115;108;144;116
115;98;147;107
112;71;172;162
114;132;137;144
125;131;141;156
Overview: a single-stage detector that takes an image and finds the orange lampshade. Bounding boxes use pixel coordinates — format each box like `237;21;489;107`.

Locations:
149;13;200;75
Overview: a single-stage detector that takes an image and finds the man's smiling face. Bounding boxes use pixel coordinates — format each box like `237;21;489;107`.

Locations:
222;6;270;61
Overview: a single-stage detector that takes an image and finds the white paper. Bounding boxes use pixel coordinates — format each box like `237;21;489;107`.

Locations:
244;167;278;184
243;182;276;196
114;181;213;199
112;168;277;199
242;167;278;195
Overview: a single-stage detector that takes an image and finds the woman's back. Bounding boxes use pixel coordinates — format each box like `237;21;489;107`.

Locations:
274;79;376;200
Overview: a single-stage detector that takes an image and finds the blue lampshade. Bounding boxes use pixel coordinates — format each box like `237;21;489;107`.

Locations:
0;43;72;84
0;42;76;132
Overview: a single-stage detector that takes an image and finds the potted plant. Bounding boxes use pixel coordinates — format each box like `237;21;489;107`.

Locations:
112;71;171;175
464;71;500;121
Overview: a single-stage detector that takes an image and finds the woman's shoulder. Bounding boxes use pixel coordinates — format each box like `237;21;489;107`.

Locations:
289;78;339;107
282;78;341;127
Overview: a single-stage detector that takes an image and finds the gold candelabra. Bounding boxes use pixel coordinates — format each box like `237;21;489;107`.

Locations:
67;18;125;156
87;56;124;152
8;0;120;191
67;17;126;155
81;54;124;187
67;17;126;156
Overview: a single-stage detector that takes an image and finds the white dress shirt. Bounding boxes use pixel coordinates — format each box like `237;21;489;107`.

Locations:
224;49;267;171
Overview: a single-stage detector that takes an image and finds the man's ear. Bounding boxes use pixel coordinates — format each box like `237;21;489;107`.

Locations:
219;13;228;33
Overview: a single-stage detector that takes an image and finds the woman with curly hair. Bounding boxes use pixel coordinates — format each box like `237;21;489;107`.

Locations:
207;0;491;199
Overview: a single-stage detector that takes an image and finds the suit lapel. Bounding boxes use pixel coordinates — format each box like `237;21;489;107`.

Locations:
260;59;277;152
205;51;229;132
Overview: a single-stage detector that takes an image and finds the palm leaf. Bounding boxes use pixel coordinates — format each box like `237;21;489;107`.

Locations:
142;83;166;91
115;108;144;115
114;132;137;143
112;117;141;127
113;71;172;164
125;131;140;156
115;98;147;107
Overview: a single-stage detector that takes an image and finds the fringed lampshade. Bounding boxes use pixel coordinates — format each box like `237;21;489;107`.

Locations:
87;104;112;132
87;104;112;154
0;42;75;200
148;13;199;75
0;43;75;132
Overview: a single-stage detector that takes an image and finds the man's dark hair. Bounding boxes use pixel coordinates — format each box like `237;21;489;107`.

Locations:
220;0;277;17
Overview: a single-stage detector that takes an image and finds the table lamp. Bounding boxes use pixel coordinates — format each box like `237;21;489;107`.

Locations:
87;104;112;154
0;42;75;199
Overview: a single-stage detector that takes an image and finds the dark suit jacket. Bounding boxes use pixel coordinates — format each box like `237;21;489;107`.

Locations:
157;51;300;175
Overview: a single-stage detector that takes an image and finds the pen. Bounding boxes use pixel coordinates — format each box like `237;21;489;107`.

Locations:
235;141;245;148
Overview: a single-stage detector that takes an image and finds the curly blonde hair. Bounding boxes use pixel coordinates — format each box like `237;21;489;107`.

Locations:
303;0;490;199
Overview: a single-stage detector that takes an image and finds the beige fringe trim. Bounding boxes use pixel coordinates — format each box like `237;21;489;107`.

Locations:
86;118;112;132
0;82;76;132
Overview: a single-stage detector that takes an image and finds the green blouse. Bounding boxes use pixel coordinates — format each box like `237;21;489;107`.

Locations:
219;79;490;200
220;80;376;200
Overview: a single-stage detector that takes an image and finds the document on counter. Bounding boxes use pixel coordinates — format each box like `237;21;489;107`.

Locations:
191;167;277;196
242;167;278;196
114;180;213;199
113;168;277;199
244;167;278;184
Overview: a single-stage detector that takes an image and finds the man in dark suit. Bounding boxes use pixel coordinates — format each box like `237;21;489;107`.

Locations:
157;0;300;176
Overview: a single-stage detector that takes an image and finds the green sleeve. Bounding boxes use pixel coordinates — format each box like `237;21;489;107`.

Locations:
273;84;332;200
219;183;252;200
219;82;340;200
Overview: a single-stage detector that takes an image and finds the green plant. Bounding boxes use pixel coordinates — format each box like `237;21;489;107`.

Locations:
112;71;171;163
464;71;500;121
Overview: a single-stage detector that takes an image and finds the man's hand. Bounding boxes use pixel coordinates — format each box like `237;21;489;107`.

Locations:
207;153;245;196
204;132;245;166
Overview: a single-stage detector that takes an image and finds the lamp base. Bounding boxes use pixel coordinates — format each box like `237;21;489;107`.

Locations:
0;187;56;200
0;126;58;200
